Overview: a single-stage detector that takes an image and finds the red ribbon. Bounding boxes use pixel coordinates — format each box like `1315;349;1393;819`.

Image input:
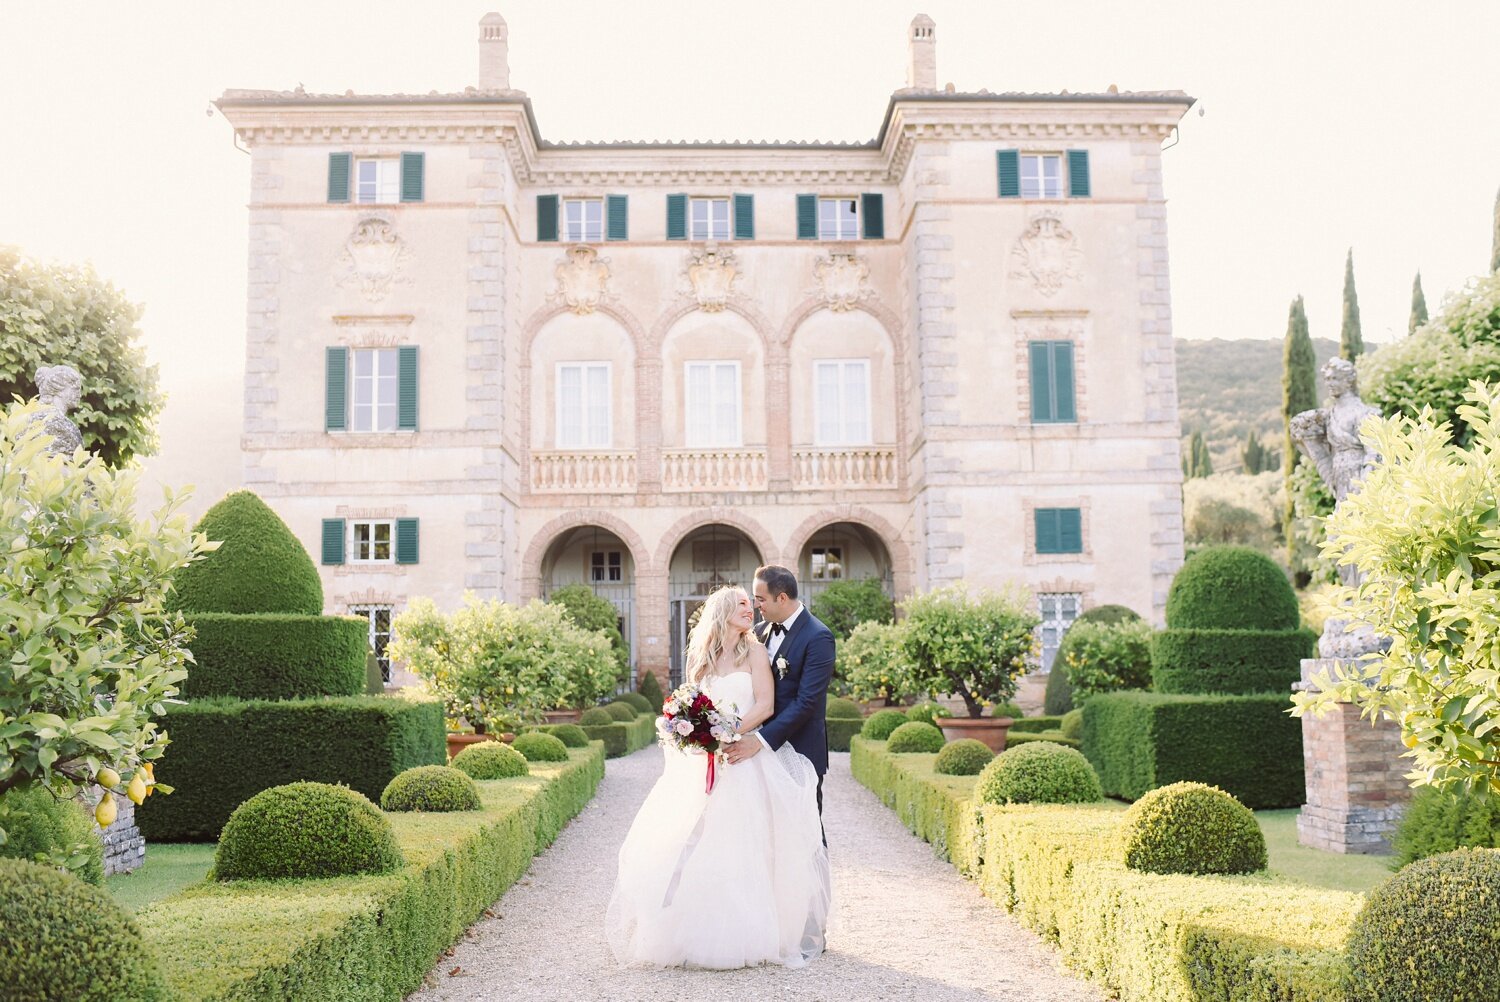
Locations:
705;754;717;795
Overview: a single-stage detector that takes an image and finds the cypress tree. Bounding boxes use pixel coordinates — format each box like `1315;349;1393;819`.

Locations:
1194;431;1214;478
1409;271;1429;334
1340;249;1364;360
1242;432;1264;474
1282;295;1317;564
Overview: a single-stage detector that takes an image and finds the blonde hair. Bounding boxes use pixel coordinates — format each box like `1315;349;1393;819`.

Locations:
685;586;753;684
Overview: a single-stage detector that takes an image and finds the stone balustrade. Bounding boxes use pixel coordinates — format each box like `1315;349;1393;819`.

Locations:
792;448;898;489
661;449;768;492
530;451;637;493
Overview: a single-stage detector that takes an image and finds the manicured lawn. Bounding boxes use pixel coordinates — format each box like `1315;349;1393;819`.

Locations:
1257;808;1393;893
107;843;216;912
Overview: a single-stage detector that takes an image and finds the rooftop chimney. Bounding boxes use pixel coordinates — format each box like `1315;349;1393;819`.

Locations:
907;14;936;90
479;13;510;91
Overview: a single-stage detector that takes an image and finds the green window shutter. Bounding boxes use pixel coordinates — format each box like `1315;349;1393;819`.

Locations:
327;152;352;203
397;345;419;431
861;193;885;239
1058;508;1083;553
325;347;348;431
1053;342;1076;422
395;518;420;565
1067;149;1091;198
1030;342;1077;423
796;194;818;240
1029;342;1053;422
321;519;346;566
733;193;755;240
399;151;425;202
606;194;628;241
666;193;687;240
997;149;1021;198
1035;509;1060;554
537;195;559;242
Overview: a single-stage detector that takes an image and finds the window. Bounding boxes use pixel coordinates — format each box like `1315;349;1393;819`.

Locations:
563;198;603;242
1034;507;1084;555
689;198;731;241
355;158;400;204
351;348;399;432
818;198;860;240
556;363;611;448
810;546;844;581
814;359;871;446
351;520;394;563
351;605;394;683
1020;154;1063;199
1035;593;1081;673
1029;341;1077;424
591;550;623;583
684;361;741;447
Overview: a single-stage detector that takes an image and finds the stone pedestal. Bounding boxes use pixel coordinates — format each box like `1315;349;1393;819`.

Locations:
1295;658;1411;854
83;787;145;875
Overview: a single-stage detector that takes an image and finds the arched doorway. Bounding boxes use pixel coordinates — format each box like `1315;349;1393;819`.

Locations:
667;524;764;686
539;525;637;680
796;521;894;606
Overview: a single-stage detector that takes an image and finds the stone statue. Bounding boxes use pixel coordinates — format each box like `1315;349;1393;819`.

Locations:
30;364;85;455
1290;357;1388;658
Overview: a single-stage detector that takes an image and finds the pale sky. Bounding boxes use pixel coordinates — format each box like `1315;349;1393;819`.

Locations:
2;1;1497;506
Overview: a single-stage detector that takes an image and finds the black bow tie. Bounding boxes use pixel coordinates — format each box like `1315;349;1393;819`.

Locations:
769;623;786;636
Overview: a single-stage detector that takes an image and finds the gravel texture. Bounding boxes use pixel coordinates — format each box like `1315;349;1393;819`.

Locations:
409;747;1102;1002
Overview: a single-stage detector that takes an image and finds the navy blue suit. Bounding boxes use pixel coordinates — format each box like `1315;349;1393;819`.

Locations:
756;608;836;782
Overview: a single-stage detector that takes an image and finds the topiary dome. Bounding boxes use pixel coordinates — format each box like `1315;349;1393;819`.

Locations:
1119;781;1266;875
579;707;615;727
934;738;995;776
976;742;1102;805
379;766;481;813
1164;546;1298;630
451;740;530;780
826;697;864;720
904;701;953;726
860;708;908;741
214;782;403;881
886;721;946;753
603;701;637;722
614;692;653;714
544;723;590;749
0;858;168;1001
511;732;570;763
168;491;323;615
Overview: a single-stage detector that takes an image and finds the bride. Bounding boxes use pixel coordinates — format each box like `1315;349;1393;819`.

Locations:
605;585;831;969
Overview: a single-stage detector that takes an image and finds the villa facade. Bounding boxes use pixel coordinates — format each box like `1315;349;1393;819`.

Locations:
215;13;1191;687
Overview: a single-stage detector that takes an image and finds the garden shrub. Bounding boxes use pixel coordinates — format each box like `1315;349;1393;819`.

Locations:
838;620;917;705
1060;619;1154;702
1008;715;1064;733
1164;545;1298;631
1391;786;1500;867
1150;627;1315;696
637;670;664;708
1082;690;1303;808
826;715;865;753
886;721;946;753
614;692;653;714
861;708;908;741
1347;848;1500;1002
902;584;1038;718
168;490;322;615
579;706;615;727
380;766;482;813
603;701;637;722
934;738;994;776
826;697;863;719
451;741;529;780
1045;605;1143;715
542;723;590;749
976;741;1102;805
0;786;104;885
1060;708;1083;740
547;582;629;675
810;577;896;639
214;782;403;881
512;732;569;763
904;700;952;726
581;713;657;758
178;612;369;699
1042;665;1075;718
991;700;1024;720
0;858;167;1001
1006;729;1080;750
1120;782;1266;876
137;694;445;840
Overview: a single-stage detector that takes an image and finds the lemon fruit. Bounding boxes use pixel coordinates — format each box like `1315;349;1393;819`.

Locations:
94;795;118;828
96;767;121;790
126;775;148;805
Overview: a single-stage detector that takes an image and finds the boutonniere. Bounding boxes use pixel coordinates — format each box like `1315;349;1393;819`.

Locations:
775;656;789;680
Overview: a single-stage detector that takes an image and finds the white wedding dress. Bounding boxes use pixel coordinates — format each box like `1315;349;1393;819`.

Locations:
605;671;832;969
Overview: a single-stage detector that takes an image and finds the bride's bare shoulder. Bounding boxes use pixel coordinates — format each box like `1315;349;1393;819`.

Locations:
748;641;770;665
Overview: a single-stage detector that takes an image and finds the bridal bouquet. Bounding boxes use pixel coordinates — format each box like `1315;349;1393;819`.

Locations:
657;682;742;794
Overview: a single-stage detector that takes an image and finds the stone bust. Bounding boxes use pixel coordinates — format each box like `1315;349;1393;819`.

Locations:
31;364;85;455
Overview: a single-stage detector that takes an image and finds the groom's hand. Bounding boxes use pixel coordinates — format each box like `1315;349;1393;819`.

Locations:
725;737;761;764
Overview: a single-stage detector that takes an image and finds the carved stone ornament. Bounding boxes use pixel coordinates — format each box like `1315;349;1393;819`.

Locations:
551;245;611;315
683;243;739;312
338;216;412;303
813;250;873;312
29;363;85;456
1010;211;1084;297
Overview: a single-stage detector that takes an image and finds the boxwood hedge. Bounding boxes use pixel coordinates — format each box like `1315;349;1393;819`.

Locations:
179;613;369;700
826;715;865;753
1150;627;1315;696
581;713;656;758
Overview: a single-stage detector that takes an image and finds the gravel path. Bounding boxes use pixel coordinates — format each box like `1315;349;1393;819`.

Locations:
409;747;1103;1002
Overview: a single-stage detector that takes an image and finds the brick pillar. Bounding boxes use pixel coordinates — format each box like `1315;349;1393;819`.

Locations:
1295;658;1412;854
635;564;670;691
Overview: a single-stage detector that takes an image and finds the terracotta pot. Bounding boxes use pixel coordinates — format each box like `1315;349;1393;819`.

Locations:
499;732;516;744
543;710;581;724
446;732;494;761
936;716;1014;753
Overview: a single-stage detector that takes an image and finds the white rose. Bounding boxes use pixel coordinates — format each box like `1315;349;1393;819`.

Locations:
674;719;693;736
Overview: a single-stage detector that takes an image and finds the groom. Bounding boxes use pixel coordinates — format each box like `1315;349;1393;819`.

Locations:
725;564;836;822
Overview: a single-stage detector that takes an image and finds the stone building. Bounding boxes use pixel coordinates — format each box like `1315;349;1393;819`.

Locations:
214;12;1191;688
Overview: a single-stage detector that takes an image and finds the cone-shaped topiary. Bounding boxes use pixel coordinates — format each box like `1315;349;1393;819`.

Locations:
1346;847;1500;1002
379;766;481;813
1164;546;1298;631
168;491;323;614
1120;781;1266;875
976;741;1103;805
904;701;953;726
861;708;907;741
614;692;653;714
544;723;590;749
603;701;637;722
886;721;946;753
579;707;615;727
214;782;403;881
1060;708;1084;741
511;732;569;763
0;858;168;1001
451;741;529;780
934;738;995;776
0;786;104;885
826;697;864;720
637;671;664;708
